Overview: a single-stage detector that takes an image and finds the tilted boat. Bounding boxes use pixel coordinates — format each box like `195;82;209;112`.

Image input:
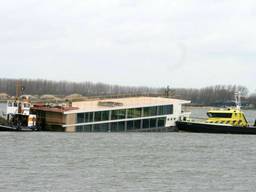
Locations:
176;92;256;134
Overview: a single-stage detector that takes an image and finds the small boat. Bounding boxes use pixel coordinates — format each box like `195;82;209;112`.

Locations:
0;82;40;132
177;92;256;134
0;99;39;131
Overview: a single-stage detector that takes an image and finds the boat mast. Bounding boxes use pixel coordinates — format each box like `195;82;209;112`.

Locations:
235;91;241;110
16;80;21;100
15;80;25;101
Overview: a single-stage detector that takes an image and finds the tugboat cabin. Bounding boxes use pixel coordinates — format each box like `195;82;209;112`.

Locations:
206;108;249;127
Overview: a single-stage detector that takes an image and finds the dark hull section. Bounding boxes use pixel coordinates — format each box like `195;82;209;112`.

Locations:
176;121;256;134
0;125;35;132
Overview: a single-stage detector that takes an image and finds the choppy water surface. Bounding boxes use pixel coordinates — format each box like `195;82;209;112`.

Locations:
1;105;256;192
1;132;256;192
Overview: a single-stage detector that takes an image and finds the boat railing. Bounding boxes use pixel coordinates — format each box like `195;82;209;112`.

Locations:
0;111;6;118
187;117;206;123
185;117;256;127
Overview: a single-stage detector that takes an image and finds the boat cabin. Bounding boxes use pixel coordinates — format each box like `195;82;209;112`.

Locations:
206;108;249;127
7;100;31;115
6;100;37;130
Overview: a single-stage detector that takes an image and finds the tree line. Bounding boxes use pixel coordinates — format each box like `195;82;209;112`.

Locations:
0;78;160;97
173;85;251;105
0;78;255;106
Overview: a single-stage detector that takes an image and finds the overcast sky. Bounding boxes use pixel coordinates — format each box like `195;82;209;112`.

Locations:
0;0;255;91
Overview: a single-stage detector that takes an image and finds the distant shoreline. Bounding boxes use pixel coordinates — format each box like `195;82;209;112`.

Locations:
1;99;255;110
185;103;256;109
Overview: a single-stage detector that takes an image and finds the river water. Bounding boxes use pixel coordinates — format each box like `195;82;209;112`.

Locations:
1;105;256;192
1;133;256;192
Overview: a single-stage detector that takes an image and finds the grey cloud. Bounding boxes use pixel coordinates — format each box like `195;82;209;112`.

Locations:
0;0;255;91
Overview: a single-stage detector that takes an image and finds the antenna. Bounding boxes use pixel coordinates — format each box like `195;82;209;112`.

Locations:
165;86;170;97
235;91;241;110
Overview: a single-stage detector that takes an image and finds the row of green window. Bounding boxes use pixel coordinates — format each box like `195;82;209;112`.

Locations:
77;105;173;124
76;117;166;132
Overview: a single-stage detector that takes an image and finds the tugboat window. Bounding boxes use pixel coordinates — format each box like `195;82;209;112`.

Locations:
207;113;232;118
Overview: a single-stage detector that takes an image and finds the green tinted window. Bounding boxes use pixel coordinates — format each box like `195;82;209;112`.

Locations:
77;112;94;123
110;122;118;132
94;111;110;122
101;111;109;121
84;125;92;132
77;113;84;123
110;121;125;132
76;125;83;132
94;123;109;132
134;120;141;129
111;109;126;120
94;111;101;121
127;121;134;130
118;121;125;131
127;120;141;130
76;125;92;132
142;118;157;129
143;119;150;128
143;106;157;117
157;117;166;127
127;108;142;118
150;118;157;128
85;112;93;123
158;105;173;115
